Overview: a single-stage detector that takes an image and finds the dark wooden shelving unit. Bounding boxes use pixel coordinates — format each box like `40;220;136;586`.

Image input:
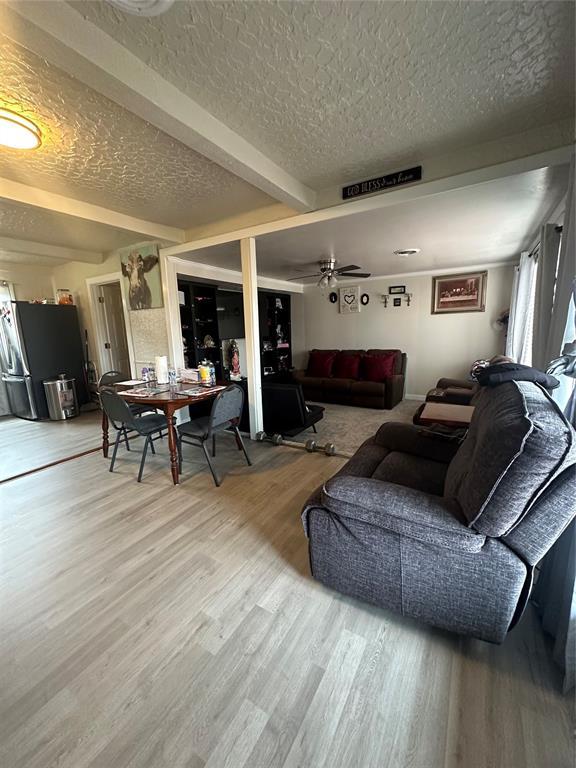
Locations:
259;291;292;379
178;280;222;378
178;279;292;381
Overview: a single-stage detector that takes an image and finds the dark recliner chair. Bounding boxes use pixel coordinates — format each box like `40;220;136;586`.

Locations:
302;381;576;643
424;377;479;405
262;383;324;437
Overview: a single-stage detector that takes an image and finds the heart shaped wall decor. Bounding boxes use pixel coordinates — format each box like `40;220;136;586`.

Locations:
344;294;355;305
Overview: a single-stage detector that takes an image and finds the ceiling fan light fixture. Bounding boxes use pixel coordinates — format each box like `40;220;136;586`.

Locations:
328;274;338;288
0;109;42;150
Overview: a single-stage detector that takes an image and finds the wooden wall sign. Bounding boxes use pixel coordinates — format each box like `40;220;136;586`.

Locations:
342;166;422;200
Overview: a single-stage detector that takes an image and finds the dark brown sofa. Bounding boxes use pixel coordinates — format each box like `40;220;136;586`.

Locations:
293;349;406;409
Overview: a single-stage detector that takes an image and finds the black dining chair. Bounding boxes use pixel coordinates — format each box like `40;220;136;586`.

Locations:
98;370;157;417
100;389;167;482
177;384;252;487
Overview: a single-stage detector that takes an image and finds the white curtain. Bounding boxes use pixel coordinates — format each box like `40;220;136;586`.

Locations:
532;157;576;692
506;250;538;364
532;153;575;370
532;224;562;370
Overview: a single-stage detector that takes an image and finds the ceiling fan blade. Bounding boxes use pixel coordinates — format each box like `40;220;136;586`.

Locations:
335;264;361;273
339;272;371;278
288;273;320;281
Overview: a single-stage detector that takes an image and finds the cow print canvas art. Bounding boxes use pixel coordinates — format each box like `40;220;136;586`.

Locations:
120;244;163;311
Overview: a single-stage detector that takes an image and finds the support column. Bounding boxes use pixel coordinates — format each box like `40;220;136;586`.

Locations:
240;237;263;438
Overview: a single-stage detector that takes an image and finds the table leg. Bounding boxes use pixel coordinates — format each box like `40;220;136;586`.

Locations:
165;406;180;485
102;410;109;458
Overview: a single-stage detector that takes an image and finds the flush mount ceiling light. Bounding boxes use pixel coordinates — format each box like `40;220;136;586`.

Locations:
106;0;175;15
0;109;42;150
393;248;421;257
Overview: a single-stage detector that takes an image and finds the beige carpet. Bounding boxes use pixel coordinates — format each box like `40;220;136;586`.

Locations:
290;399;420;452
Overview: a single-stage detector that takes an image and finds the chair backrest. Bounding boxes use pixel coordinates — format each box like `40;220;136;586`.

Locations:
445;381;575;538
100;388;138;431
208;385;244;435
98;370;125;389
262;383;306;433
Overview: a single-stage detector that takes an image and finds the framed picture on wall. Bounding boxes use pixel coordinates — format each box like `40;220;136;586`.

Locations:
120;244;163;311
431;271;487;314
339;286;360;314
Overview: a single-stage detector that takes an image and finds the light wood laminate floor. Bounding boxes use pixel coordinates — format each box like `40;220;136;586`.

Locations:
0;410;102;481
0;437;573;768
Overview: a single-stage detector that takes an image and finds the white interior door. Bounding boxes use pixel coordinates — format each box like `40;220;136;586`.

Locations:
96;282;130;376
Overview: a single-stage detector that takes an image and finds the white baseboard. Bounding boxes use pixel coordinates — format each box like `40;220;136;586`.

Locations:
405;394;425;401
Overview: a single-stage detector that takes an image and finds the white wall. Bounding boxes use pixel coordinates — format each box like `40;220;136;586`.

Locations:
51;246;169;378
302;265;514;397
0;262;55;302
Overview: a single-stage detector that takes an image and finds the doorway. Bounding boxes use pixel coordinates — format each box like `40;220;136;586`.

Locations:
89;277;133;379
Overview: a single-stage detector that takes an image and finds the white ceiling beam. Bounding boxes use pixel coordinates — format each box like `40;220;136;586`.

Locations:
169;257;304;294
2;1;316;213
161;145;574;258
0;236;103;264
0;177;185;244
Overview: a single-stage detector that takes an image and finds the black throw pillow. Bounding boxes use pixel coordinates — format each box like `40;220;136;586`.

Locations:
475;363;559;389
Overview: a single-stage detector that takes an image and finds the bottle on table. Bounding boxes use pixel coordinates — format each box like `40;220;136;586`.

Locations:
199;360;211;386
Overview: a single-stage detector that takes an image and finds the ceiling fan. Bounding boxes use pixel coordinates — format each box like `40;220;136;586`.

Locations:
289;257;371;288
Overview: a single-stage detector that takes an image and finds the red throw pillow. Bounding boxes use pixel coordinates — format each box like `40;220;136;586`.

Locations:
362;353;396;382
333;353;361;379
307;350;337;377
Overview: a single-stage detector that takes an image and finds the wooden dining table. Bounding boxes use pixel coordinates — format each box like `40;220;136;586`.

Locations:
101;382;226;485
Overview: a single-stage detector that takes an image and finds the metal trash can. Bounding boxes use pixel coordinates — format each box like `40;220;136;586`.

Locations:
43;375;78;420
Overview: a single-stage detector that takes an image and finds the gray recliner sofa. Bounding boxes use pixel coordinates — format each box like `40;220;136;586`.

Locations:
302;381;576;643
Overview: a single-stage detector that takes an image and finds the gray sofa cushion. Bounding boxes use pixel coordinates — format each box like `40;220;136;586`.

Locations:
321;476;485;552
333;437;389;478
372;452;447;496
374;422;461;464
333;425;456;494
445;381;573;536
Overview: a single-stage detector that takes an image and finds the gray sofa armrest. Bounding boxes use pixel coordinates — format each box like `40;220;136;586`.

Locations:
321;476;485;552
374;422;462;463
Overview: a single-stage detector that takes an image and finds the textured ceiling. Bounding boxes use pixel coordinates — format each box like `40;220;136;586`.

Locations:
0;199;149;253
179;166;569;278
0;250;63;267
71;0;575;188
0;33;275;228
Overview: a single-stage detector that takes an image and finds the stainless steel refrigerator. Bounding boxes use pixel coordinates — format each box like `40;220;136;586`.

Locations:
0;301;88;420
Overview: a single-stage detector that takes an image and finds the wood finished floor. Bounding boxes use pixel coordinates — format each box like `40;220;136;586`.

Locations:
0;410;102;482
0;436;573;768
